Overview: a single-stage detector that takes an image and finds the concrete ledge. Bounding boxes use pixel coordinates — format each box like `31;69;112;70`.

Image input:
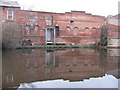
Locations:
59;36;100;38
17;44;97;49
23;35;44;37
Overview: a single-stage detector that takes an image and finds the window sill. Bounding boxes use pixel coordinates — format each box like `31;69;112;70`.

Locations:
6;20;14;22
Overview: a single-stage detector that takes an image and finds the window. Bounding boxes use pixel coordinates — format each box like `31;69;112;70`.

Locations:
34;25;39;31
66;26;71;31
34;25;39;35
74;27;78;30
55;26;59;37
70;20;74;24
92;27;97;30
7;11;14;20
7;74;13;83
84;27;89;30
25;25;31;35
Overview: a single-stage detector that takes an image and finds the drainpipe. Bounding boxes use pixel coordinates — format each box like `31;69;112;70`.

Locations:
45;27;48;45
54;27;56;45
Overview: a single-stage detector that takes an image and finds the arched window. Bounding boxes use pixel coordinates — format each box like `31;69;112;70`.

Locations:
92;27;97;30
34;25;39;31
34;25;39;35
66;25;71;30
84;27;90;36
92;27;97;35
25;25;31;35
74;27;78;30
84;27;89;30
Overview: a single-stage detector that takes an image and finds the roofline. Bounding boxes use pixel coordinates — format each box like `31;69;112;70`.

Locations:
0;6;20;8
21;10;105;17
20;10;64;15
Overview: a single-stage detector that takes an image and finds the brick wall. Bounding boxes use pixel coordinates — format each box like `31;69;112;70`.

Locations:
1;7;105;45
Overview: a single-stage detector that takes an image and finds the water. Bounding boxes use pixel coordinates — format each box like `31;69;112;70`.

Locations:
2;48;120;88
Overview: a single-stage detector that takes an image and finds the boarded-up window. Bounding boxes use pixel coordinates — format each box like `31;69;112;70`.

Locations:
7;11;14;20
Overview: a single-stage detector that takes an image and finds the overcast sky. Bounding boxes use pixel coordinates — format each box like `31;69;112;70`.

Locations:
11;0;119;16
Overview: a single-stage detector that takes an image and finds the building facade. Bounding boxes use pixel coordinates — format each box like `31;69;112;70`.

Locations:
106;15;120;47
0;1;119;47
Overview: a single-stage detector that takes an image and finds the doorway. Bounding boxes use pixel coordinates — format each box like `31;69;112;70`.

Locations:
46;29;52;41
46;26;58;44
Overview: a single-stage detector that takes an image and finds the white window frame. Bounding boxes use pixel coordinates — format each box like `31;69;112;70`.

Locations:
7;10;14;20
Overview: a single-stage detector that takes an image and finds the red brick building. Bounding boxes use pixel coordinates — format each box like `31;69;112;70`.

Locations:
106;15;120;47
0;0;107;45
0;1;119;46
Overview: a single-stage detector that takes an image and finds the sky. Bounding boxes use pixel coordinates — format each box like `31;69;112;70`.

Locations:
18;74;118;88
11;0;119;16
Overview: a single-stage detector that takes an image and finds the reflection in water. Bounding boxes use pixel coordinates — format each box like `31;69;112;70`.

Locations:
2;48;119;88
18;74;118;88
7;74;13;84
45;50;58;67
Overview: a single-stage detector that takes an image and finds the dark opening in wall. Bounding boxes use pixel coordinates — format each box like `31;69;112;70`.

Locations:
70;20;74;24
55;26;59;37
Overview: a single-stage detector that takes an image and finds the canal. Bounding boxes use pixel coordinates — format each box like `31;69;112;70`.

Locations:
2;48;120;88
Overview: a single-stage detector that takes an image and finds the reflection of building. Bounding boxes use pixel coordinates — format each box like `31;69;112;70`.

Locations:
2;49;119;88
106;48;119;78
45;50;58;67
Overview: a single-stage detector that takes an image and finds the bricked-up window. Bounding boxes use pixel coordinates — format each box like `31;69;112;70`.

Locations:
34;25;39;31
7;11;14;20
25;25;31;35
74;27;78;30
34;25;39;35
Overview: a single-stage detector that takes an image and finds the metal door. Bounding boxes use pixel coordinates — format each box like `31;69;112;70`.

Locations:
46;29;51;41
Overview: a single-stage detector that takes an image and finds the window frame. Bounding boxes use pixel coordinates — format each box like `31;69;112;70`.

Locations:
7;10;14;21
70;20;74;24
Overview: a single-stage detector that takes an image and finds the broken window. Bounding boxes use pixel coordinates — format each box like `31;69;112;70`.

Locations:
70;20;74;24
7;10;14;20
7;74;13;84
